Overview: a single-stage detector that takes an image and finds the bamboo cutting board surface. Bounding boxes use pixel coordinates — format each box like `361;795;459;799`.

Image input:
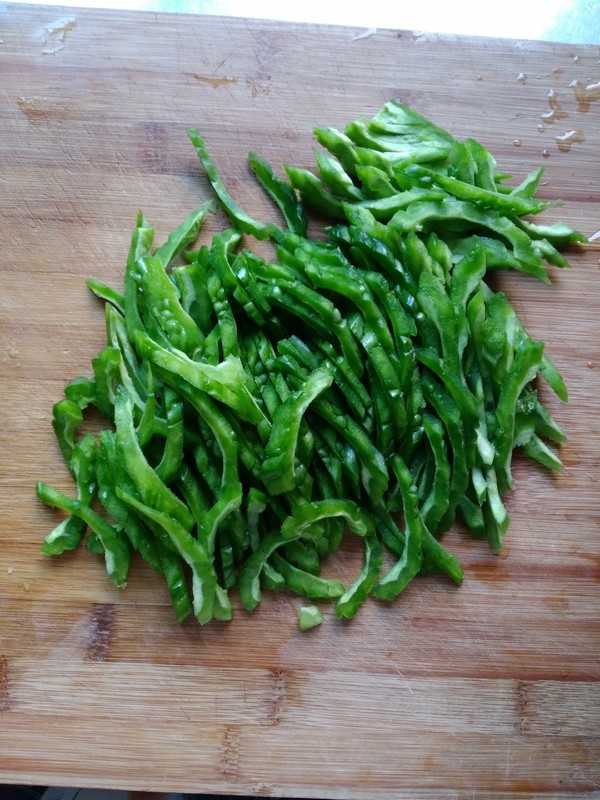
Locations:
1;4;599;797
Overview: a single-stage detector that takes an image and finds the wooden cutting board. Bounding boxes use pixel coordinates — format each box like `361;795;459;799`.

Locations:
1;4;599;797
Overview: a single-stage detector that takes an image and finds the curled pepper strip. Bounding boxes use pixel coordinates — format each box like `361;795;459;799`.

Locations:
335;534;382;619
153;202;215;269
372;456;424;600
37;481;131;588
134;331;265;426
271;552;345;601
494;338;545;494
260;367;333;496
248;151;307;237
117;488;217;624
113;387;195;532
188;129;269;240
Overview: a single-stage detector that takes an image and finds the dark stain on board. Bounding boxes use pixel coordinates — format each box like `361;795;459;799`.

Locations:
86;603;115;662
220;725;240;779
0;654;9;711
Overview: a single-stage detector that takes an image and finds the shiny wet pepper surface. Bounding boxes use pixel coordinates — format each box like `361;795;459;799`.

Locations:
36;101;583;626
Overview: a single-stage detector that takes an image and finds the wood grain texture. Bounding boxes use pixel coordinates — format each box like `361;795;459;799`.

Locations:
1;4;599;797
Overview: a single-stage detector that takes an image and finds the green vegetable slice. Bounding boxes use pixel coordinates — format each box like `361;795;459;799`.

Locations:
37;100;579;627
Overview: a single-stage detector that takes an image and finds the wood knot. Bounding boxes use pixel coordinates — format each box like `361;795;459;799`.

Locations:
86;603;115;662
268;668;286;725
0;654;9;711
221;725;240;779
516;678;533;732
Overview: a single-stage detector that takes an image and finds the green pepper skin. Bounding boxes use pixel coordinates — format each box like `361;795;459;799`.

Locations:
38;100;578;626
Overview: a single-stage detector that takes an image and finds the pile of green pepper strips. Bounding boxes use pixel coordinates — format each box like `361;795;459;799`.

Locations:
36;101;585;628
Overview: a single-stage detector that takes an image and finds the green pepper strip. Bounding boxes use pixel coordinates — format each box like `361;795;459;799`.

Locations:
270;551;345;600
372;457;424;600
313;126;359;176
310;394;388;504
114;388;194;532
187;129;269;240
389;199;542;269
354;164;397;197
363;270;415;343
274;355;365;498
283;540;321;576
261;561;286;591
375;505;463;584
317;340;372;421
522;434;564;473
124;211;155;343
91;346;121;420
532;400;567;444
167;378;243;557
259;276;364;380
86;278;125;314
459;492;486;539
40;514;87;557
137;254;204;355
304;261;394;354
417;268;463;372
41;431;97;555
356;187;448;221
449;235;550;282
477;283;568;403
176;462;211;527
154;385;184;484
248;152;307;237
335;534;382;619
105;305;150;409
288;342;365;436
244;487;267;552
462;137;497;191
405;164;549;216
421;413;451;534
315;150;364;201
331;223;410;289
51;399;84;467
365;360;394;457
174;248;215;335
316;423;361;499
95;429;163;573
494;338;545;493
37;482;130;588
135;376;159;447
154;538;194;623
233;252;276;327
153;202;215;269
483;466;510;553
133;331;265;426
347;313;408;442
281;498;375;540
117;488;216;624
260;366;333;495
62;375;95;409
238;530;299;612
421;374;469;533
345;111;453;164
207;228;243;294
516;217;587;249
313;430;347;498
284;164;345;219
450;245;487;359
298;605;325;631
206;269;239;359
416;347;479;443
